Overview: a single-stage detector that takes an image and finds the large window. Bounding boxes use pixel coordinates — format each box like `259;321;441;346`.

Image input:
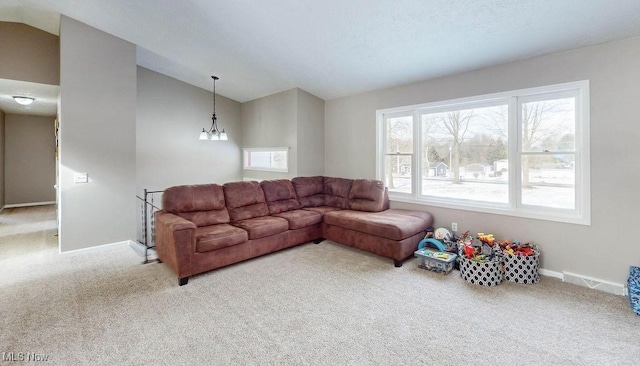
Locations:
376;81;590;225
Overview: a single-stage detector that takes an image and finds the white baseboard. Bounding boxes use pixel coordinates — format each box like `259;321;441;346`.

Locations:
562;271;627;296
129;240;157;259
539;268;626;296
59;240;131;255
539;268;563;279
57;240;158;261
3;201;56;209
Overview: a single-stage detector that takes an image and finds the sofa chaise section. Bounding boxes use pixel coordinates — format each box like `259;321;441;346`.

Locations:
323;209;433;267
319;178;432;266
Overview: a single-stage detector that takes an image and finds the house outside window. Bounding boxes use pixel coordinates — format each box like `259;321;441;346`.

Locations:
376;80;590;225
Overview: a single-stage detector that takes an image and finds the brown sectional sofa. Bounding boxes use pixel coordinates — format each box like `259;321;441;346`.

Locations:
155;176;433;285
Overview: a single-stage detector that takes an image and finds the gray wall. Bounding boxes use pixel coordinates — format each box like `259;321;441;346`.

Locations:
4;114;55;205
0;22;59;85
0;110;4;208
241;88;324;180
136;67;242;192
296;89;325;177
325;36;640;285
59;16;137;251
241;88;298;180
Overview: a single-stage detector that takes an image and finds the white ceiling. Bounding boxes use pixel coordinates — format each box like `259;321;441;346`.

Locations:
2;0;640;103
0;79;58;116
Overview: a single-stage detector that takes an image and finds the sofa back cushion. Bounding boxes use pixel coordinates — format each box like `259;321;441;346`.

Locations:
324;177;353;209
348;179;387;212
292;176;325;208
223;181;269;222
162;184;230;227
261;179;302;214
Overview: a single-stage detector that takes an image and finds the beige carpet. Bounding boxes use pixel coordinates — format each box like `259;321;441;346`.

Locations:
1;206;639;365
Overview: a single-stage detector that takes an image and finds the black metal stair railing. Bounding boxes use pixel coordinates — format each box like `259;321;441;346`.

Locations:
136;189;163;264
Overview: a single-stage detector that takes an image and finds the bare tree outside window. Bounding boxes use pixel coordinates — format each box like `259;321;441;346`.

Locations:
521;98;575;189
432;111;473;184
385;116;412;192
520;97;576;208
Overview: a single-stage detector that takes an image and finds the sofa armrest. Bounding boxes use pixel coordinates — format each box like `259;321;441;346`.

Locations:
383;187;390;211
155;211;197;279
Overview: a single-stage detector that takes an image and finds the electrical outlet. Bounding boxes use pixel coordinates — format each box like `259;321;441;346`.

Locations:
451;222;458;232
73;173;89;184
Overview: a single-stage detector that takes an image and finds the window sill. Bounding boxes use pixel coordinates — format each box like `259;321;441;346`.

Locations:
389;195;590;226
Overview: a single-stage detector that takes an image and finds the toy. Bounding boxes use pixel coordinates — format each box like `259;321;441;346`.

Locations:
497;240;536;256
459;233;499;263
477;233;495;245
434;228;452;241
463;244;476;259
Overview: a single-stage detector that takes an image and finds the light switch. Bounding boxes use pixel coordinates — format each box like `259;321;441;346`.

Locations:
74;173;89;183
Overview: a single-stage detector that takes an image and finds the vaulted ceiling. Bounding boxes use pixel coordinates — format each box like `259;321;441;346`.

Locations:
2;0;640;102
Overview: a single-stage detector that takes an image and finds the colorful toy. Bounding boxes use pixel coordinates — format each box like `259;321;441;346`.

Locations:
463;244;476;259
459;232;500;263
497;240;536;256
477;233;495;245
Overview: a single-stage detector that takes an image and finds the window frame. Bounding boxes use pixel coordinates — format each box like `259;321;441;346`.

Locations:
382;110;415;198
242;147;290;173
376;80;590;225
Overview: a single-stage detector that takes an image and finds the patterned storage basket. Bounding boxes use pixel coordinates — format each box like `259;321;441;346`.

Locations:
459;256;503;287
503;251;540;284
629;266;640;316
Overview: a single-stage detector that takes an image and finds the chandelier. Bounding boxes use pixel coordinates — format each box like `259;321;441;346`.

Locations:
199;75;228;141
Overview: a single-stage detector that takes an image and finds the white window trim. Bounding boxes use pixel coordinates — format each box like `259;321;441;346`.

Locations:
376;80;590;225
242;147;290;173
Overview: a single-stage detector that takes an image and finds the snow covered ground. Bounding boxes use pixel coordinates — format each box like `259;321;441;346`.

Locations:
388;169;574;209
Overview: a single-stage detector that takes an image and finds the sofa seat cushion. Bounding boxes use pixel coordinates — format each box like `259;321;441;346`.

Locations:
303;206;343;216
195;224;248;253
323;209;433;241
273;209;322;230
232;216;289;240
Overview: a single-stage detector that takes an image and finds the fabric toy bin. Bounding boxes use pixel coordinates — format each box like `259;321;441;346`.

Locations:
502;251;540;284
459;256;503;286
629;266;640;316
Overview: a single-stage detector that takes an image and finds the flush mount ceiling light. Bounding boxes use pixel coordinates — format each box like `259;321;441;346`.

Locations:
199;76;228;141
13;96;35;105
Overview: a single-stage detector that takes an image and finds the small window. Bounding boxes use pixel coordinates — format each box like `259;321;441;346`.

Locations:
243;147;289;172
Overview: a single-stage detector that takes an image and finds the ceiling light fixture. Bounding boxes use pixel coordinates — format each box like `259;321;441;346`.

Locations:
199;76;228;141
13;96;35;105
